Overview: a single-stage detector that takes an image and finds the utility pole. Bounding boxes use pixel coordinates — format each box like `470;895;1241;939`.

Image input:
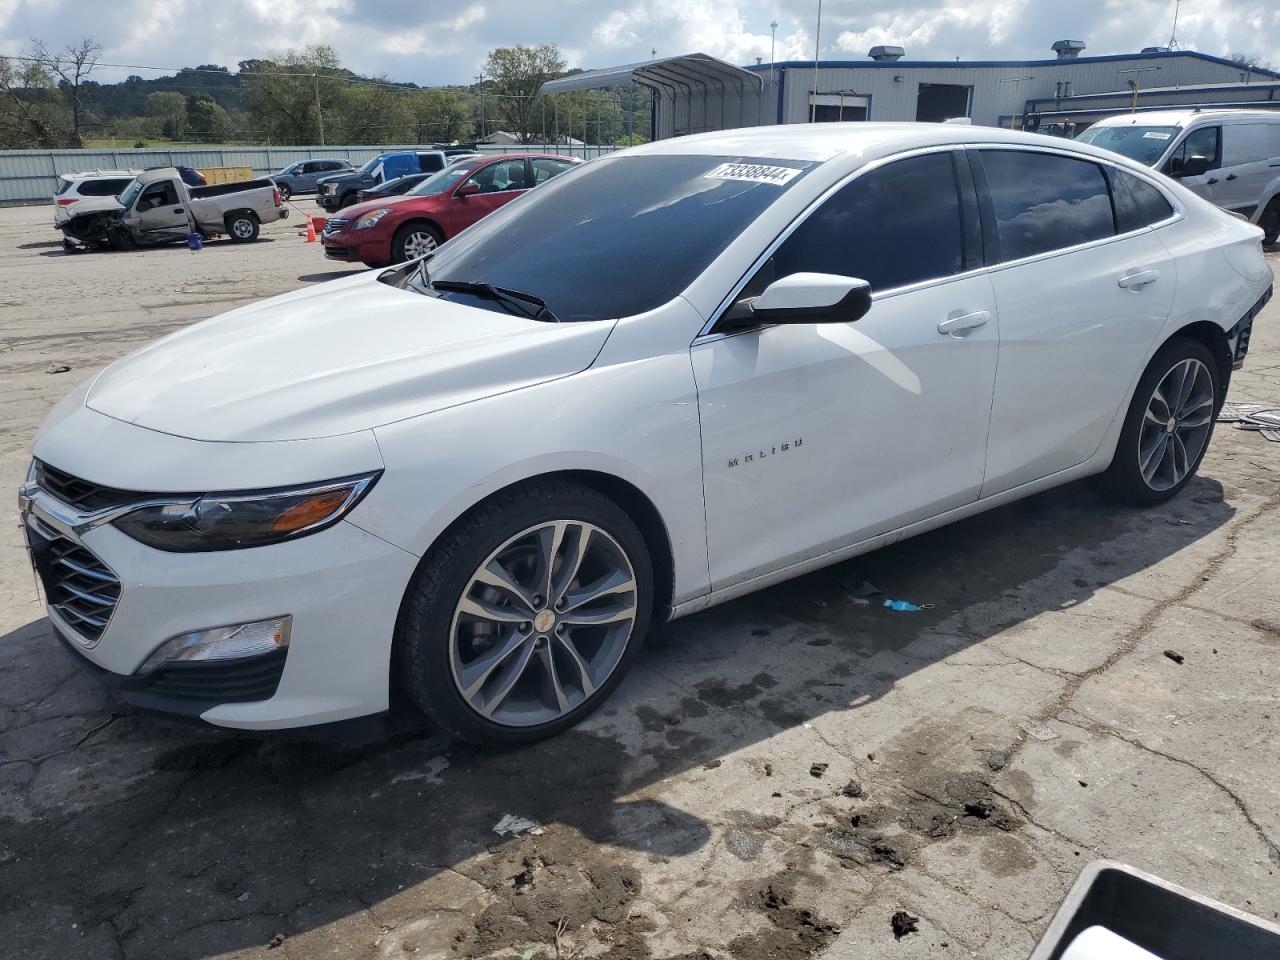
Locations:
475;73;486;139
810;0;822;123
998;75;1035;129
770;20;778;127
1118;66;1161;112
313;73;326;145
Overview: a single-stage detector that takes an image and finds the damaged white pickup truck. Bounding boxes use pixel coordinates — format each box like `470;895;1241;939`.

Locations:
59;166;287;251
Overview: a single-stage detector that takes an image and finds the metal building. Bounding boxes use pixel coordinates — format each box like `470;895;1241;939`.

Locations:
539;44;1280;138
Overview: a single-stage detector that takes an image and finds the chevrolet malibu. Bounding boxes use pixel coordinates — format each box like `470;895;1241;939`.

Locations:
21;125;1273;743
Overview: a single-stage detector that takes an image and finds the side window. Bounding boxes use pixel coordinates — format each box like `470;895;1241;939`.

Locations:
1166;126;1221;175
980;151;1114;261
466;158;530;193
1223;124;1272;166
139;182;177;209
1107;168;1174;233
80;178;130;196
532;158;576;184
324;161;344;171
758;152;965;293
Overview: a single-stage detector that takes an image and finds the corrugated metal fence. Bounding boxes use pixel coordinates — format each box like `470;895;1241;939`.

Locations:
0;142;618;205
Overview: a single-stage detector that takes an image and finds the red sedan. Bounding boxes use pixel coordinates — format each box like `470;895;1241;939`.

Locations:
321;153;582;266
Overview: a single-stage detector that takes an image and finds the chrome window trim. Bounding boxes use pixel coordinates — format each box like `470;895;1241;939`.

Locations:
695;143;979;343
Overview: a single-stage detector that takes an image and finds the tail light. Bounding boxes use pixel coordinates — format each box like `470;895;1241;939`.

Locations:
272;188;282;206
56;198;78;206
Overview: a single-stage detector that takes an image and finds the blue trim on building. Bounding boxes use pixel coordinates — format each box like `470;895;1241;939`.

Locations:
1027;80;1280;107
742;51;1280;80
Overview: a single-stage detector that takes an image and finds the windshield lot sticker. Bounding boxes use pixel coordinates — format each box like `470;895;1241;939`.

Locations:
1142;131;1173;140
706;163;802;186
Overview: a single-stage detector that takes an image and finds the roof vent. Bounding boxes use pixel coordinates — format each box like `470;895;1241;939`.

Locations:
1051;40;1087;60
869;45;905;62
1140;46;1170;54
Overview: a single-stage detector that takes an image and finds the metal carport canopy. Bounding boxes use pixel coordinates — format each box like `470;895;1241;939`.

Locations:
536;53;763;97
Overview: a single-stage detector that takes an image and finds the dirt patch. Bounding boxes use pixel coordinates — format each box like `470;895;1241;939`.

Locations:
729;871;840;960
696;674;780;709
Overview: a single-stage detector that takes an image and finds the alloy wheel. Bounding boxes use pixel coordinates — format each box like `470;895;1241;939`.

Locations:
231;218;255;239
403;231;437;260
1138;357;1214;491
449;520;638;727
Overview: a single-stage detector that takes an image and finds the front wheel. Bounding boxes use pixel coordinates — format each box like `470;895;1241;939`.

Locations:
391;221;442;263
398;480;653;744
226;212;260;242
1102;337;1220;505
1261;197;1280;245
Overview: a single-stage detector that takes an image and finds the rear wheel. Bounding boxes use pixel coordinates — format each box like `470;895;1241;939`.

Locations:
226;212;260;242
1102;337;1220;505
391;221;443;263
399;479;653;744
1261;196;1280;244
277;183;292;201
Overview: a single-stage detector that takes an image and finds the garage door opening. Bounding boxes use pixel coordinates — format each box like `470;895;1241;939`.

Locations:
916;83;972;122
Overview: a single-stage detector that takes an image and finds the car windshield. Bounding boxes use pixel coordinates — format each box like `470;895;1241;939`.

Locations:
1076;125;1180;166
358;157;381;174
406;162;479;197
406;155;814;322
117;180;142;207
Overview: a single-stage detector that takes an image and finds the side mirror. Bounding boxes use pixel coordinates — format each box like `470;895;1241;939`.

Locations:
719;273;873;331
1176;155;1211;178
456;181;481;198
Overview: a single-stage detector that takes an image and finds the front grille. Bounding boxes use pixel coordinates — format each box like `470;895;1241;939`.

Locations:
35;460;142;512
26;515;121;645
323;217;347;235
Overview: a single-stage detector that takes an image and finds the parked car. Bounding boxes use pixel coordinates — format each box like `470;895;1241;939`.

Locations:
52;171;140;227
270;158;355;200
22;125;1272;742
323;154;580;266
59;167;286;250
355;156;484;203
315;150;460;211
144;164;207;187
1078;109;1280;242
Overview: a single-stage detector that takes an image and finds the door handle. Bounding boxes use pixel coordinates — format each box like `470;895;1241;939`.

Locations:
937;310;990;336
1118;269;1160;290
174;207;184;214
1225;174;1238;181
1207;177;1219;185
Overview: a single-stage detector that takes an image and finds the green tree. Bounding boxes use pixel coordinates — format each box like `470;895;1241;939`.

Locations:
31;37;102;146
481;44;565;143
408;88;472;143
186;94;231;141
0;56;68;148
146;90;187;138
244;45;345;144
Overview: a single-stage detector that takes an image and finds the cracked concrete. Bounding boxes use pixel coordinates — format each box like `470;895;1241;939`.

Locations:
1;204;1278;959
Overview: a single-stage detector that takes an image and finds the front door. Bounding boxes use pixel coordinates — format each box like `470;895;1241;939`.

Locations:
693;151;999;590
974;149;1177;495
134;180;188;240
448;158;532;233
1163;124;1222;205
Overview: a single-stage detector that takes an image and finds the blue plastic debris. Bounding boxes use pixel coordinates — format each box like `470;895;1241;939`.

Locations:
186;232;203;252
883;599;924;612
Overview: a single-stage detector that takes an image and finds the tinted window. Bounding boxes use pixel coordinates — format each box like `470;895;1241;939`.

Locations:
79;178;131;196
766;152;964;291
1166;126;1220;175
980;151;1114;261
532;158;576;184
416;155;813;322
1224;124;1274;165
1108;168;1174;233
465;158;529;193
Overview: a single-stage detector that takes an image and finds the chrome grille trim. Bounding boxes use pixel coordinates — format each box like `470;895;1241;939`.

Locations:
23;509;121;649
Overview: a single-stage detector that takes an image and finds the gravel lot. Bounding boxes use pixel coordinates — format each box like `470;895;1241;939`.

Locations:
1;201;1278;960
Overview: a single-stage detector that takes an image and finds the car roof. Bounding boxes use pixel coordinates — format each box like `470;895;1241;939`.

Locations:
618;123;1127;164
1090;109;1280;128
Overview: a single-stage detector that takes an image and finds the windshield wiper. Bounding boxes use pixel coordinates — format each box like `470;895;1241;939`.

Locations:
430;279;559;322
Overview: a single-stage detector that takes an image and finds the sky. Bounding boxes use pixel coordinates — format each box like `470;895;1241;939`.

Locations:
1;0;1278;86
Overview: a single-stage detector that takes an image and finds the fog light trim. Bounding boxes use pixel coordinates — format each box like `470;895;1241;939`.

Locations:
137;616;291;675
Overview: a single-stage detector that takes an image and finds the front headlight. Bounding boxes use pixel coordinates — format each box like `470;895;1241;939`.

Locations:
354;207;392;229
323;183;336;194
112;473;379;552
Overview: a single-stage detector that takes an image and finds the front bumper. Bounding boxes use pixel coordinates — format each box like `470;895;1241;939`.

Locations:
322;231;385;263
317;192;342;210
19;469;419;729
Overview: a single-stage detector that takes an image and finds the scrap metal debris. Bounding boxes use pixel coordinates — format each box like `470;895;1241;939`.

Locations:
493;814;540;837
1219;402;1280;441
883;599;933;612
45;362;70;374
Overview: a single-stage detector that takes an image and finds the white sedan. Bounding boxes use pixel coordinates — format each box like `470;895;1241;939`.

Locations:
21;124;1273;742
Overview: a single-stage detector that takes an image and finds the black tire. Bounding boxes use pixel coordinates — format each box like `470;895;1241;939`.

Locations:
338;192;357;209
398;479;654;744
1261;197;1280;245
391;221;443;264
1101;336;1220;506
277;183;292;201
225;212;260;243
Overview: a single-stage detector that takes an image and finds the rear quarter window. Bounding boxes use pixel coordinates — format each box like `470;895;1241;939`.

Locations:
1107;168;1174;233
979;150;1115;262
78;178;132;197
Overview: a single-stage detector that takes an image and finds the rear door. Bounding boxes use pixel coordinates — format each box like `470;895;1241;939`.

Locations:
450;158;532;231
974;148;1177;496
1216;122;1275;217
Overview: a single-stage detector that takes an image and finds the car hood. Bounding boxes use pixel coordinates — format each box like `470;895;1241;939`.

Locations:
338;195;420;221
84;272;616;442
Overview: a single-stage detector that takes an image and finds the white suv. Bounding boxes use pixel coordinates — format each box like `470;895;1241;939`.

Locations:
53;171;140;226
1078;110;1280;243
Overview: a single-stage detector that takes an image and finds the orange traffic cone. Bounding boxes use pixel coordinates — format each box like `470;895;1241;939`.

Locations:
305;218;317;243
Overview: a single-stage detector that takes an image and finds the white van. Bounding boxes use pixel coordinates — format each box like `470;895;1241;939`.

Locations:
1077;109;1280;242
